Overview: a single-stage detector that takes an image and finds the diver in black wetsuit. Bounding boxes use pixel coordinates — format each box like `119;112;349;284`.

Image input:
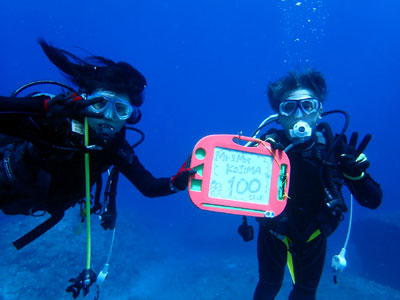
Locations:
249;70;383;300
0;40;194;248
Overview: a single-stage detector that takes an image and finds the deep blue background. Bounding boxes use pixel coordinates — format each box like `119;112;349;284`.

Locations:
1;0;399;293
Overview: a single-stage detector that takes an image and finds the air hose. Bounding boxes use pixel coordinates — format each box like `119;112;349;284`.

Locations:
331;194;353;283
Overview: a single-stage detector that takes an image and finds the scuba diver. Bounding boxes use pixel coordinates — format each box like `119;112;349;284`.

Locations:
0;40;195;298
237;70;383;300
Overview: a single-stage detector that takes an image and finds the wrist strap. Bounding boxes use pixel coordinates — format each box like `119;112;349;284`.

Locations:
343;172;365;181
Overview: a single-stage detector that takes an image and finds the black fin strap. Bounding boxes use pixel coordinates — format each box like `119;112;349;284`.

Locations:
13;213;64;250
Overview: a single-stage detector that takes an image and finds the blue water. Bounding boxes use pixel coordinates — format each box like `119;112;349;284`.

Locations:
1;0;399;299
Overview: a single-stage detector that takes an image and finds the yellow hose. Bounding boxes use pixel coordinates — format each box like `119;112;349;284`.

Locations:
84;117;91;270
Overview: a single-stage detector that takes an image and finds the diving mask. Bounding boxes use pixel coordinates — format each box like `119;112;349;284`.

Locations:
278;89;322;143
87;91;134;120
279;98;320;117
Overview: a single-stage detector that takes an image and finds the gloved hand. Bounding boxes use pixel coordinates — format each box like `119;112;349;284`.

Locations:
170;158;196;191
100;210;117;230
238;216;254;242
338;132;371;180
45;91;103;119
66;268;97;299
265;137;285;150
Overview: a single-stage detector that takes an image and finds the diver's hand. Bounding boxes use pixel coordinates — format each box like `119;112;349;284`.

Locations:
171;168;196;191
45;91;103;119
100;211;117;230
238;216;254;242
264;137;285;150
338;132;371;180
170;157;196;191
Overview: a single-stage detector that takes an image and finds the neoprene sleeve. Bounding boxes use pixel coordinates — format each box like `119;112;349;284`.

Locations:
346;173;383;209
0;96;46;115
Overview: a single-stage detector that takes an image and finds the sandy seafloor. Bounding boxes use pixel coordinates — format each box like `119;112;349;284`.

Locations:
1;208;399;300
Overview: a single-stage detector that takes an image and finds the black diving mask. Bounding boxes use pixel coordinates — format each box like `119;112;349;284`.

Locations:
279;98;320;117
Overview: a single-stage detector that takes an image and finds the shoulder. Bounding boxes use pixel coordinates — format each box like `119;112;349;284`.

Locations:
114;140;137;164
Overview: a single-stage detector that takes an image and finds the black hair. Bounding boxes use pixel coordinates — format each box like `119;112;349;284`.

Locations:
38;39;146;107
267;69;327;112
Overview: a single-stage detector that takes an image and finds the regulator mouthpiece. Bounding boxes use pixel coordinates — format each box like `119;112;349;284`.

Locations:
289;121;312;142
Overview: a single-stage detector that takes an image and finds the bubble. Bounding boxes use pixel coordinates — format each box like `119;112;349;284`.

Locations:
277;0;327;66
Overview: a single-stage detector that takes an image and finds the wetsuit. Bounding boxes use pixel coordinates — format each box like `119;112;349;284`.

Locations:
0;94;174;223
253;128;382;300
